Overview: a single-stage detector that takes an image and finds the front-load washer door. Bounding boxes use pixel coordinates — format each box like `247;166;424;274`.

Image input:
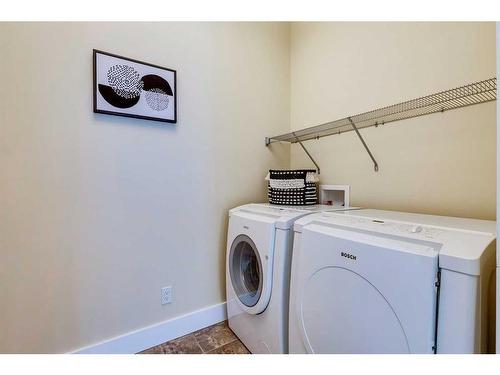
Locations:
294;224;439;353
226;212;276;315
229;234;263;308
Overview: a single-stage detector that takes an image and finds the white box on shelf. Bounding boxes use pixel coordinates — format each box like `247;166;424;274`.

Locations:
319;185;350;207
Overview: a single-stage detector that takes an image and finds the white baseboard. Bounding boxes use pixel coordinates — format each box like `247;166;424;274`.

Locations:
72;302;227;354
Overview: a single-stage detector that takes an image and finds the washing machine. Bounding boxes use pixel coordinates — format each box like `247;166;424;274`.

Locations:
289;209;497;354
226;203;358;354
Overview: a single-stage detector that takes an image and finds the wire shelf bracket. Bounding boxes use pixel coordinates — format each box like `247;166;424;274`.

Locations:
265;77;497;172
295;134;321;174
348;117;379;172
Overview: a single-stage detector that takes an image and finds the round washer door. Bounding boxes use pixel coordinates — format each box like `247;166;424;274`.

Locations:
229;234;268;314
299;266;410;353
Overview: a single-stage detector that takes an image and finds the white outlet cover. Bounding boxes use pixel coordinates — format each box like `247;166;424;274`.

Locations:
161;286;172;305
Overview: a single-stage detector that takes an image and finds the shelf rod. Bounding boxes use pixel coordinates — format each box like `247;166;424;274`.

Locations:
294;133;321;174
348;117;379;172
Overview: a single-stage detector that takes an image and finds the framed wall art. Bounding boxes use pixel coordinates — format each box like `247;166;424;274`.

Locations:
93;49;177;123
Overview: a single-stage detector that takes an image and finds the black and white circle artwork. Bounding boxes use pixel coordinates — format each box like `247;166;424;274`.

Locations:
145;88;170;111
107;65;144;99
94;50;177;123
141;74;173;111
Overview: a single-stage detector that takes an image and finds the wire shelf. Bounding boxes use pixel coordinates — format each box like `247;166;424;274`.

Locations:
267;78;497;145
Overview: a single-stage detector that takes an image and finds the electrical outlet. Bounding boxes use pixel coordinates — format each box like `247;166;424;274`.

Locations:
161;286;172;305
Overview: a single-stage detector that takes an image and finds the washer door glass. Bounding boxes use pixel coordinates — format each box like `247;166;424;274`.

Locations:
229;234;263;308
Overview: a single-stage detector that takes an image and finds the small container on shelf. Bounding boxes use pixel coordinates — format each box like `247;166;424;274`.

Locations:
319;185;350;207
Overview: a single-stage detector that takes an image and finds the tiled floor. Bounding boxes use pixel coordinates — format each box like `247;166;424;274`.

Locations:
138;321;250;354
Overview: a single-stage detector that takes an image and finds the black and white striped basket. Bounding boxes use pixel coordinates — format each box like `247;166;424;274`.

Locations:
267;169;318;206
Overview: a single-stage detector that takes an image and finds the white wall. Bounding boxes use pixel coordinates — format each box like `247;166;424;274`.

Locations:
0;22;290;353
496;21;500;353
289;22;496;220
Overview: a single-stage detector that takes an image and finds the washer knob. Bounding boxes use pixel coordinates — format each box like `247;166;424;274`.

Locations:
410;226;423;233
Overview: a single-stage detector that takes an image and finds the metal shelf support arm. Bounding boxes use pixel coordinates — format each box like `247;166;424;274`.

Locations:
348;117;379;172
294;134;321;175
265;134;321;174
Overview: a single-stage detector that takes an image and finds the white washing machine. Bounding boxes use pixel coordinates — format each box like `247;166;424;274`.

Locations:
289;209;497;354
226;203;358;353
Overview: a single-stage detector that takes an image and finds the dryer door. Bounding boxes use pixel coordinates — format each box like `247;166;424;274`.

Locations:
294;224;439;353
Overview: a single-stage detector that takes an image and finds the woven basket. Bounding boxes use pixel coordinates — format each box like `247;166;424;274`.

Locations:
267;169;318;206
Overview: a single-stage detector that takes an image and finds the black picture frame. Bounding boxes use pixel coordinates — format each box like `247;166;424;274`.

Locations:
93;49;177;124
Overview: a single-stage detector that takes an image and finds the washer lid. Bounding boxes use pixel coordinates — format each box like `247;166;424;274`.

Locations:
230;203;360;230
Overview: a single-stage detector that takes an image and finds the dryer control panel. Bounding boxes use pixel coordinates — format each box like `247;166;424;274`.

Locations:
315;213;444;240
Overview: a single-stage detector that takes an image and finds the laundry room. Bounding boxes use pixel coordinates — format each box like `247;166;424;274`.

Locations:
1;1;500;373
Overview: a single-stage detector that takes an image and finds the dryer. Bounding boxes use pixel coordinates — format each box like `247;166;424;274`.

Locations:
289;209;496;354
226;203;357;353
